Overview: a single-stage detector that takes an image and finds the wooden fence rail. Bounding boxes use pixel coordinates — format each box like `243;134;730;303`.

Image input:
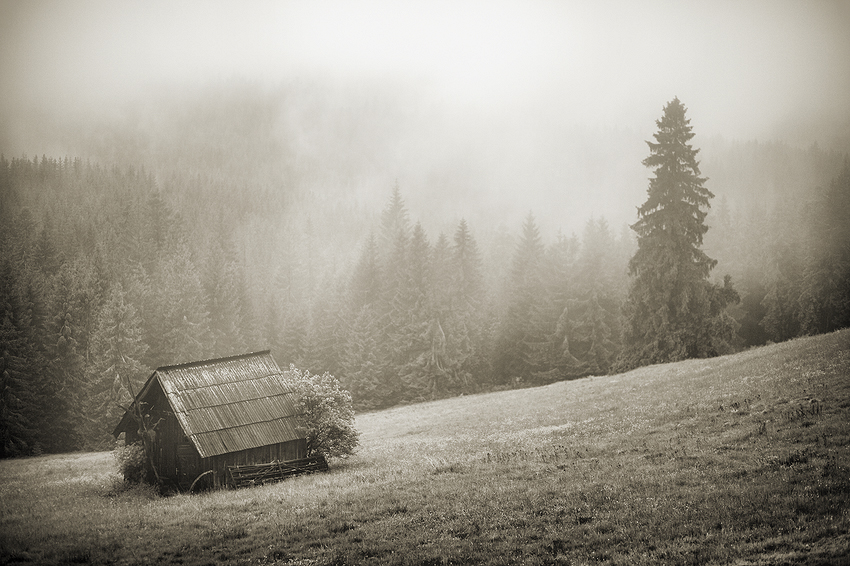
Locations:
228;455;328;488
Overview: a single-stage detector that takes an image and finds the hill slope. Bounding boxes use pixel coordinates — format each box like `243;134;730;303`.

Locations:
1;330;849;565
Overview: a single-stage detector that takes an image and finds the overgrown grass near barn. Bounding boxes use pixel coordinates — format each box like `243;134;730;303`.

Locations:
2;330;849;565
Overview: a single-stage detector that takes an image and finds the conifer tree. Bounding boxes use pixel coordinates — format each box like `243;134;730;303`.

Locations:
0;262;40;456
496;213;546;383
44;258;102;449
452;219;484;310
262;293;285;363
82;283;149;448
448;220;488;389
431;233;454;315
342;234;388;408
395;222;437;401
522;230;581;383
280;304;309;367
341;304;387;409
801;161;850;334
16;272;52;450
756;195;807;343
202;233;246;357
349;233;382;310
144;191;175;268
428;233;457;392
532;232;580;381
619;98;738;370
379;182;410;264
761;234;804;342
408;223;431;301
35;219;62;277
563;218;621;376
301;274;347;377
377;182;411;312
373;187;415;402
150;244;212;365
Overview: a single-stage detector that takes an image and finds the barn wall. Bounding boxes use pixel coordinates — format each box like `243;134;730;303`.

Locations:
203;438;308;488
122;382;186;488
155;413;183;481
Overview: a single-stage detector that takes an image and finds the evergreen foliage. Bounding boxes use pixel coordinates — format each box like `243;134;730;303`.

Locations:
395;222;438;401
203;233;247;357
760;197;807;343
82;283;149;448
341;304;386;409
446;220;488;390
349;233;381;310
800;160;850;333
0;120;846;454
562;219;622;376
619;98;739;371
0;263;40;457
532;233;580;381
496;213;547;384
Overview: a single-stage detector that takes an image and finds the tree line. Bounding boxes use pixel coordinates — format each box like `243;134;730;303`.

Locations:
1;108;849;456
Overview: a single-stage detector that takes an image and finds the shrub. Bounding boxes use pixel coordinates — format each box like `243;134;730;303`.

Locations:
284;365;360;459
113;442;147;483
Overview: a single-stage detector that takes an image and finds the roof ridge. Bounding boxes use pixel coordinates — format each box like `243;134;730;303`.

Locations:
168;371;292;394
156;350;273;371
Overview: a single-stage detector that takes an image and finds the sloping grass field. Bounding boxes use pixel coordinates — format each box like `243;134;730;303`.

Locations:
2;330;849;565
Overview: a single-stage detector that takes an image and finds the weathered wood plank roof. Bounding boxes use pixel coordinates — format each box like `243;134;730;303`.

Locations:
118;351;304;458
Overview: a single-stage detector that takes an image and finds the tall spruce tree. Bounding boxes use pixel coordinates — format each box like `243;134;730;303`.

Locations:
82;283;149;448
452;220;484;311
448;220;488;389
496;212;546;383
395;222;436;401
618;98;738;371
0;262;41;456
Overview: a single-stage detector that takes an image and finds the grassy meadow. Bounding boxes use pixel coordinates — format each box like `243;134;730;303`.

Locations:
2;330;849;565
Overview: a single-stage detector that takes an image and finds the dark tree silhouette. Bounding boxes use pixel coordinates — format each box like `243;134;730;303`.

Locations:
618;98;738;371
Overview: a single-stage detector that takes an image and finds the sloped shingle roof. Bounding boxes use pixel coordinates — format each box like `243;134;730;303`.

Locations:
118;351;304;458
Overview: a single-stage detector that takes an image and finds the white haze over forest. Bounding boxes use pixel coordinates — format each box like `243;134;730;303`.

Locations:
1;0;849;235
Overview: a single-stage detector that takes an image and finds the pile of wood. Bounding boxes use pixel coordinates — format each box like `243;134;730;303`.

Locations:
227;455;328;488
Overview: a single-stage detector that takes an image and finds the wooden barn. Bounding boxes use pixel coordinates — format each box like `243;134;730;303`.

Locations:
113;351;325;490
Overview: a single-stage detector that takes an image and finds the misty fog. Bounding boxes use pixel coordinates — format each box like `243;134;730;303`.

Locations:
1;1;849;451
2;1;849;235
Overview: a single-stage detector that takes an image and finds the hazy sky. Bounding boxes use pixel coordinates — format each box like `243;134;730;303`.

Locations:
3;0;848;131
1;0;849;232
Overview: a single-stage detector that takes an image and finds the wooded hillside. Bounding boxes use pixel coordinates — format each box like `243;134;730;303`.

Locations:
1;89;848;454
